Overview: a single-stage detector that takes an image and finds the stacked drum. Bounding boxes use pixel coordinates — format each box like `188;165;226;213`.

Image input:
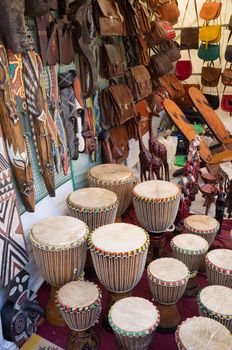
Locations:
205;248;232;287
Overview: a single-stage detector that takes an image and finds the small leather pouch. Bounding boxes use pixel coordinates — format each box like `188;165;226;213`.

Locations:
125;65;152;102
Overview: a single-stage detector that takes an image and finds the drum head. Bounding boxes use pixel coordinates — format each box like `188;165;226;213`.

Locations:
133;180;179;199
172;234;208;251
148;258;189;282
185;215;218;232
199;285;232;316
68;187;117;209
110;297;159;333
88;164;132;182
57;281;99;308
91;223;147;253
177;316;232;350
207;249;232;270
31;216;87;247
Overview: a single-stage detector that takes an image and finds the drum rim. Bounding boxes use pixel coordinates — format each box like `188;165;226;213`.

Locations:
147;264;190;286
87;169;134;186
170;236;209;255
29;226;89;251
108;300;160;337
132;184;181;203
66;195;119;213
184;216;219;234
88;230;150;257
55;282;102;312
206;250;232;274
175;316;232;349
197;287;232;318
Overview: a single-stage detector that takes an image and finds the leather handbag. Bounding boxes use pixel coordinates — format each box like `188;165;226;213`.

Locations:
201;66;221;87
221;66;232;87
25;0;50;17
199;1;222;21
100;84;136;129
125;65;152;102
174;84;200;108
149;50;173;78
92;0;124;36
199;25;221;49
100;43;124;79
102;126;129;163
225;45;232;63
180;0;199;50
198;43;220;62
160;40;181;62
220;94;232;114
175;60;192;81
204;93;220;110
159;0;180;24
158;74;185;99
135;35;150;66
147;20;175;47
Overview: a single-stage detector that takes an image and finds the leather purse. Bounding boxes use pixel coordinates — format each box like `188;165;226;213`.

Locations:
160;40;181;62
25;0;50;17
180;28;199;50
92;0;124;36
102;126;129;163
198;43;220;62
100;43;124;79
201;66;221;87
199;1;222;21
199;25;221;49
225;45;232;63
147;20;175;47
158;74;185;99
149;51;173;78
220;94;232;114
221;66;232;87
100;84;136;129
159;0;180;24
204;93;220;110
125;65;152;102
175;60;192;81
174;84;200;108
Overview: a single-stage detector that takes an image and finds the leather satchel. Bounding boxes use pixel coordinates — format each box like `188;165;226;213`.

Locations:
175;60;192;81
149;51;173;78
158;74;185;99
160;40;181;62
159;0;180;24
199;25;221;49
125;65;152;102
221;67;232;87
102;126;129;163
100;43;124;79
92;0;124;36
25;0;50;17
201;66;221;87
100;84;136;129
199;1;222;21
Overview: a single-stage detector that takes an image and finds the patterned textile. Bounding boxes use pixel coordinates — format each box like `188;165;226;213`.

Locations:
0;125;29;287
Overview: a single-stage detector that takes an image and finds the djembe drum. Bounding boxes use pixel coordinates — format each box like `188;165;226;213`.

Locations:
197;285;232;332
171;234;209;297
89;223;149;329
175;316;232;350
109;297;160;350
87;164;134;220
30;216;88;326
132;180;181;261
147;258;189;332
56;281;102;350
206;249;232;287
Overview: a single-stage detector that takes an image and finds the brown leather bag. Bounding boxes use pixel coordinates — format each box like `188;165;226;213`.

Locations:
100;43;124;79
25;0;50;17
100;84;137;129
221;66;232;87
159;74;185;99
125;65;152;102
174;84;201;108
160;40;181;62
201;66;221;87
148;0;169;11
159;0;180;24
147;21;175;48
149;50;173;78
134;1;151;34
102;126;129;163
93;0;124;36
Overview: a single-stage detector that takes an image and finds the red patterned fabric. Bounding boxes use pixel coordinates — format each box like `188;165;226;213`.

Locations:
37;207;232;350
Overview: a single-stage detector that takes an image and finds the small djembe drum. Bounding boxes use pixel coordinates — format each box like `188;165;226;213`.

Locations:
132;180;181;261
147;258;189;332
89;223;149;329
87;164;134;220
30;216;88;326
206;249;232;287
175;316;232;350
109;297;160;350
56;281;102;350
171;234;209;297
197;285;232;333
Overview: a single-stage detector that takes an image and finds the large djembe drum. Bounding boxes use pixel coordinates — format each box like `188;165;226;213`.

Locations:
197;285;232;332
132;180;181;261
175;316;232;350
147;258;189;332
87;164;134;219
89;223;149;329
171;234;209;297
205;249;232;287
109;297;160;350
56;281;102;350
30;216;88;326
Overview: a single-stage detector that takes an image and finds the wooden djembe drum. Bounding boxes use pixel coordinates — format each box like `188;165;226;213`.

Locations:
175;316;232;350
171;234;209;297
147;258;189;332
197;285;232;333
109;297;160;350
132;180;181;261
88;223;149;330
205;249;232;287
29;216;88;326
56;281;102;350
87;164;134;220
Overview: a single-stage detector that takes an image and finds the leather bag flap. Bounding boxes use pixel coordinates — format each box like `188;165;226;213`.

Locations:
104;44;123;64
130;65;151;84
97;0;122;19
